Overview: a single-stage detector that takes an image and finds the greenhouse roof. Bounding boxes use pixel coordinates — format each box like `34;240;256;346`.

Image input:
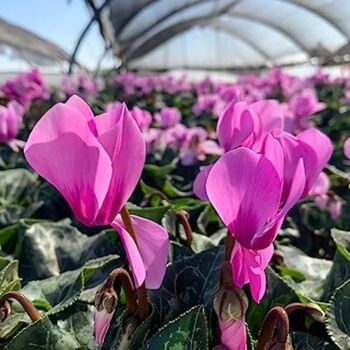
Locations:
0;17;70;66
101;0;350;71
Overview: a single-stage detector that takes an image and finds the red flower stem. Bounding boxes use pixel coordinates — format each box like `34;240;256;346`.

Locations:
224;231;235;262
104;268;138;314
176;210;193;247
120;206;150;321
0;291;41;322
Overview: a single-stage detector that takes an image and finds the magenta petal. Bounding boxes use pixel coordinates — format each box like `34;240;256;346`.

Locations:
206;148;282;248
217;101;255;152
219;319;247;350
252;159;305;250
260;133;284;182
112;219;146;288
94;310;114;345
231;242;249;288
94;104;146;224
231;243;273;303
297;128;333;188
24;103;112;226
193;165;213;201
251;99;284;134
128;215;169;289
344;138;350;159
247;265;266;304
65;94;94;121
309;171;330;196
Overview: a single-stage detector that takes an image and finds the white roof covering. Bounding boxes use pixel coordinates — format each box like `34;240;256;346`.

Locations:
101;0;350;70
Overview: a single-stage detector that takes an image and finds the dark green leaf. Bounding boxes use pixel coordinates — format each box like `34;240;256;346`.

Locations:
291;332;338;349
326;279;350;349
141;306;209;350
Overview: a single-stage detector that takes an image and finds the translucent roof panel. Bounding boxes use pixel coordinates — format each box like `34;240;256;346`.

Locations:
102;0;350;70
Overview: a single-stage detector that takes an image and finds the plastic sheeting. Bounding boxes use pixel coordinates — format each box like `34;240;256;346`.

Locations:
0;17;70;66
102;0;350;70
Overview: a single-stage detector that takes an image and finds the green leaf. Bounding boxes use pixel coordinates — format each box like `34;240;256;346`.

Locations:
322;229;350;300
0;256;20;297
128;205;170;224
56;303;97;350
4;317;81;350
0;169;38;205
21;255;120;315
150;246;224;324
141;306;209;350
18;220;118;281
247;268;299;338
278;245;332;300
291;332;338;349
326;279;350;349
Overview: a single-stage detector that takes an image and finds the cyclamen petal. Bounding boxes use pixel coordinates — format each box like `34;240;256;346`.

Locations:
112;219;146;288
297;127;333;188
24;102;113;226
250;99;284;136
219;319;247;350
231;242;273;303
193;165;213;201
24;95;145;227
217;101;255;152
344;138;350;159
94;104;146;224
112;215;169;289
206;148;282;248
94;310;115;345
309;172;330;197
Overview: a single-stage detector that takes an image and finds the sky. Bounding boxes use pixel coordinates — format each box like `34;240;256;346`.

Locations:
0;0;113;71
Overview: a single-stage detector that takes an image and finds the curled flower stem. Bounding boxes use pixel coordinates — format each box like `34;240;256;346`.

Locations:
120;206;150;321
176;210;193;247
0;291;41;322
257;306;290;350
285;302;324;323
103;268;138;315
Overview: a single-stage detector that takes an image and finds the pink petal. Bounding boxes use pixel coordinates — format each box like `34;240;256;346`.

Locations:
94;104;146;224
65;94;94;121
112;219;146;288
193;165;213;201
251;100;284;134
344;138;350;159
24;103;112;226
277;132;317;200
217;102;255;152
128;215;169;289
113;215;169;289
309;172;330;197
206;148;282;248
219;319;247;350
297;127;332;178
260;133;284;182
252;158;305;249
230;242;273;303
94;310;114;345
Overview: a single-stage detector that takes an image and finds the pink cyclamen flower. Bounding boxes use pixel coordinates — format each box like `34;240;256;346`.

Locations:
1;68;49;108
288;89;326;130
24;94;169;290
344;138;350;159
154;107;181;129
131;106;152;132
205;148;305;302
0;101;25;151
